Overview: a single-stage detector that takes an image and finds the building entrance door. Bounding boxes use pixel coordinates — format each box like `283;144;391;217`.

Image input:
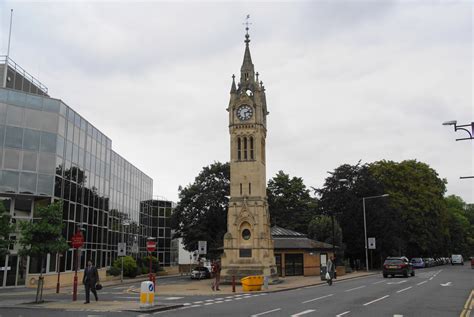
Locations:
5;255;18;286
0;255;26;288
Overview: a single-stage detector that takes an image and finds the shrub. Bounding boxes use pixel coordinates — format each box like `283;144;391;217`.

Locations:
107;266;121;276
112;256;138;278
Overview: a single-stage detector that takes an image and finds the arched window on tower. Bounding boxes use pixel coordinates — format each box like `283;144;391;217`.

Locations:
250;136;254;160
243;137;248;160
237;137;241;161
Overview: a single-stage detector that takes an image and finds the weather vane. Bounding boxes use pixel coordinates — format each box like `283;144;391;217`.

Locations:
243;14;252;34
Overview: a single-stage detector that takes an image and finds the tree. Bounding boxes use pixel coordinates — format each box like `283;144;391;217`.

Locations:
0;201;14;259
171;162;230;254
444;195;473;256
18;201;69;303
307;215;343;247
267;171;316;233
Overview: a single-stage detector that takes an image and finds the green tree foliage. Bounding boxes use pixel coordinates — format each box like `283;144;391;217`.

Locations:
112;256;138;277
444;195;473;256
171;162;230;253
267;171;316;233
307;215;343;247
0;201;14;259
18;201;69;302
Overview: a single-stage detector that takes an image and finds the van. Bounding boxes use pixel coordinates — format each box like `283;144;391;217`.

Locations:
451;254;464;265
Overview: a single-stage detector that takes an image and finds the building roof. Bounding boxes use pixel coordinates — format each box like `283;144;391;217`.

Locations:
271;226;335;251
271;226;307;238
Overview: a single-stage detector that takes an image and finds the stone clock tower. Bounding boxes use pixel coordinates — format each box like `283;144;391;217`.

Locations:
221;27;277;281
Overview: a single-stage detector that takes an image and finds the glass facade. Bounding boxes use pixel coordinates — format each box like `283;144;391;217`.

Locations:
0;86;155;287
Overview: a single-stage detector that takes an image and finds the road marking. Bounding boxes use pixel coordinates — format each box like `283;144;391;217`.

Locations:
372;280;385;285
291;310;316;316
183;303;191;306
224;299;232;302
396;286;412;293
215;297;224;300
164;297;184;300
204;302;214;305
225;296;234;298
345;285;366;292
250;308;282;317
429;277;433;280
215;301;224;304
235;297;243;300
417;281;428;286
387;280;407;285
363;295;390;306
336;312;350;317
205;299;214;302
193;301;204;304
393;315;404;317
113;286;129;290
440;282;452;287
302;294;334;303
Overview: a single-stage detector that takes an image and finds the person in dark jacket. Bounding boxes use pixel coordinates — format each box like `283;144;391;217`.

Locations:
327;256;335;286
83;260;99;303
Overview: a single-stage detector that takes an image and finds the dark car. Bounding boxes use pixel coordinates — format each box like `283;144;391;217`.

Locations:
383;257;415;278
190;266;211;279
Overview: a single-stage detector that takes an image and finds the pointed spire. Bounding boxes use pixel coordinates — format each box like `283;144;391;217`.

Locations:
240;15;255;86
230;74;237;93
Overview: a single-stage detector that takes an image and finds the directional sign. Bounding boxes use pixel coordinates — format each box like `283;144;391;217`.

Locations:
198;240;207;255
147;241;156;252
118;242;126;257
148;283;154;292
368;237;376;250
71;232;84;248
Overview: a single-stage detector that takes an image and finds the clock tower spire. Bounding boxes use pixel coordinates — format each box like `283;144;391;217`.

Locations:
221;19;277;282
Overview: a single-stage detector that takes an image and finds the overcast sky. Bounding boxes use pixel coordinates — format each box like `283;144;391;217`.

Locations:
1;1;472;203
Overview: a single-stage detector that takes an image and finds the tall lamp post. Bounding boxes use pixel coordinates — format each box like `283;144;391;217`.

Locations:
443;120;474;179
120;220;130;283
362;194;389;272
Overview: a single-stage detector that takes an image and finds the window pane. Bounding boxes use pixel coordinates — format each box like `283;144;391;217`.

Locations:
56;135;65;157
25;94;43;110
37;174;54;195
40;131;56;153
38;152;56;174
58;116;66;137
0;125;4;146
0;103;7;124
43;98;60;113
4;148;20;169
23;128;40;151
6;105;24;126
20;172;37;194
22;151;37;171
0;170;19;192
24;109;43;130
5;126;23;148
41;112;58;133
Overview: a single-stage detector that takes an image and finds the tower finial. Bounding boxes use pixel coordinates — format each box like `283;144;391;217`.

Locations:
243;14;252;45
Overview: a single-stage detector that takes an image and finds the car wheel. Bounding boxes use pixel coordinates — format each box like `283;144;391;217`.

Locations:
411;271;415;277
383;274;387;278
403;271;408;277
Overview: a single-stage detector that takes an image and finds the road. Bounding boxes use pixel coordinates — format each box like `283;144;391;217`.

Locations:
0;264;471;317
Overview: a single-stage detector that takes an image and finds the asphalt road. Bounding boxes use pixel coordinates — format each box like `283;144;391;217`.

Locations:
0;264;471;317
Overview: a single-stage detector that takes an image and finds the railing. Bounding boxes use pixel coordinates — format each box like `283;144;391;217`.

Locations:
0;55;48;94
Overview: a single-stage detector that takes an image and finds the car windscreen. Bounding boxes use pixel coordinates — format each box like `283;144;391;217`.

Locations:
411;258;421;262
384;259;403;264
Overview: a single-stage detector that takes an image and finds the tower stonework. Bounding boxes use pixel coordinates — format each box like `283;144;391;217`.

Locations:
221;29;277;281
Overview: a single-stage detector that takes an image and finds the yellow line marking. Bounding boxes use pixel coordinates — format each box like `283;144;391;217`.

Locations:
460;290;474;317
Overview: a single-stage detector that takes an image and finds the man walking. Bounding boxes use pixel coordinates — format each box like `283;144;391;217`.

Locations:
327;256;335;286
83;260;99;303
211;259;221;291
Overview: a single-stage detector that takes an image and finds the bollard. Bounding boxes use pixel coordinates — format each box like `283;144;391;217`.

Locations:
140;281;155;308
232;275;236;293
263;276;269;290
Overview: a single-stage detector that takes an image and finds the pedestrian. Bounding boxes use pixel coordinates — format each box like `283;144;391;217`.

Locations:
83;260;99;304
326;256;335;286
211;259;221;291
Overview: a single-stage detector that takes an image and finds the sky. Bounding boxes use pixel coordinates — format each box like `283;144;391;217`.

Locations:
0;1;472;203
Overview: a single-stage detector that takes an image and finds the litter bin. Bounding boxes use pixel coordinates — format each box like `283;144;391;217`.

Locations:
140;281;155;308
320;266;327;281
241;276;264;292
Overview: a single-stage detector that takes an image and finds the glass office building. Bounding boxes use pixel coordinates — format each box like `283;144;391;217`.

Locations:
0;56;154;288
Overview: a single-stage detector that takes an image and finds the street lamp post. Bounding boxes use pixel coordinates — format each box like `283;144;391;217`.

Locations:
55;253;63;293
443;120;474;179
121;220;130;283
362;194;389;272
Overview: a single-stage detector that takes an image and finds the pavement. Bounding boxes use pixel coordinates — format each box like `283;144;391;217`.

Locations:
0;270;376;313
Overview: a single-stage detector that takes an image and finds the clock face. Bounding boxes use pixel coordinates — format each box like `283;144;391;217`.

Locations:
236;105;253;121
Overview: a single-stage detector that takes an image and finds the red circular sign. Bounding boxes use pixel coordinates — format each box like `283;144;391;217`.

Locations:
71;232;84;248
147;241;156;252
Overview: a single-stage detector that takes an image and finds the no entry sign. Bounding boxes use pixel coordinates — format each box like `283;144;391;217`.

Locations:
71;232;84;249
147;241;156;252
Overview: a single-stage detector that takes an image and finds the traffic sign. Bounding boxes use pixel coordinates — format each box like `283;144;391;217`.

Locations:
132;242;139;253
198;240;207;255
118;242;126;256
368;237;376;249
147;241;156;252
71;232;84;248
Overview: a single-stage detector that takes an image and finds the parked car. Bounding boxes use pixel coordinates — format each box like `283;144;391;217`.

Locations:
471;256;474;269
190;266;211;279
383;257;415;278
422;258;433;267
451;254;464;265
410;258;425;269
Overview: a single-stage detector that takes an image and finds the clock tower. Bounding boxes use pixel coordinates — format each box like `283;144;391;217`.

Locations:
221;26;277;281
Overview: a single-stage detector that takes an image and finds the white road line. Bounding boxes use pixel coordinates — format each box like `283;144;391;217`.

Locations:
417;281;428;285
302;294;334;304
372;280;385;285
429;277;433;280
345;285;366;292
215;297;224;300
163;297;184;300
235;297;243;300
193;301;204;304
215;301;224;304
250;308;282;317
204;302;214;306
183;303;191;306
224;299;232;302
336;311;351;317
363;295;390;306
393;315;404;317
189;304;201;308
291;309;316;316
205;299;214;302
225;296;234;298
396;286;413;293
